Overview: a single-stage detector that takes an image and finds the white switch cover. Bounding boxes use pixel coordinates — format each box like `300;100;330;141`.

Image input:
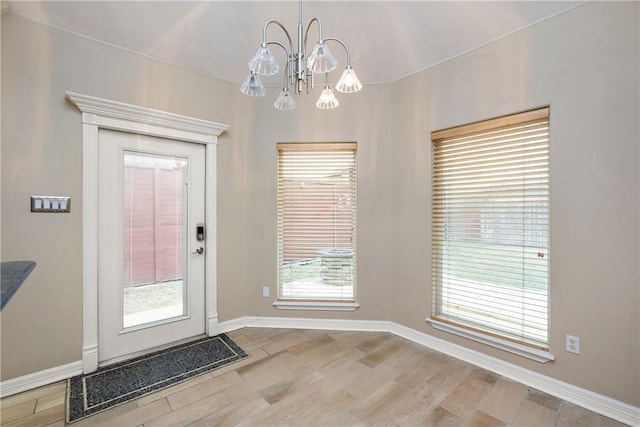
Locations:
31;196;71;213
262;286;270;298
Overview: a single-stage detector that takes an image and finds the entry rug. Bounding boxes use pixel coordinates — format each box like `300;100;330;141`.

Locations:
66;334;249;423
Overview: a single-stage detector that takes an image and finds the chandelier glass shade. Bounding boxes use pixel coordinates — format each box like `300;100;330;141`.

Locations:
316;85;339;109
241;0;362;110
248;45;280;76
306;41;337;74
274;88;297;110
240;71;266;97
336;66;362;93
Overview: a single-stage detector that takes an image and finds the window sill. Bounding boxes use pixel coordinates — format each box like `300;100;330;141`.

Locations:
273;301;360;311
426;318;555;363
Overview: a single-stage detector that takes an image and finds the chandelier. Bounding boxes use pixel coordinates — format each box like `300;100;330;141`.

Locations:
240;0;362;110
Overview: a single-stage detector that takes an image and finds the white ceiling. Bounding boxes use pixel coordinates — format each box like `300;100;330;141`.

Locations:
6;1;584;87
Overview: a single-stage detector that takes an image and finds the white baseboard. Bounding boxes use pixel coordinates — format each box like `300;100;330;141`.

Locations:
219;316;640;426
0;361;82;398
219;316;389;333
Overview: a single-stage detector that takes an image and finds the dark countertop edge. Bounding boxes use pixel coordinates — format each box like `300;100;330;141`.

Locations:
1;261;37;310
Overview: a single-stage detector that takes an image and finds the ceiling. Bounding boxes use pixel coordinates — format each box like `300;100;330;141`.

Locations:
6;1;584;87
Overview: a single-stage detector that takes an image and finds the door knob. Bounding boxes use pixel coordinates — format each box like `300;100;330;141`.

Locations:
192;247;204;255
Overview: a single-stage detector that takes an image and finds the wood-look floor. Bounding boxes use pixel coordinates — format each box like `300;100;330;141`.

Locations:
0;328;629;426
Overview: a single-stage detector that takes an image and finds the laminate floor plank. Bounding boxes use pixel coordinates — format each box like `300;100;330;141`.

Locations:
440;368;499;418
144;388;233;427
185;393;270;427
34;392;65;414
285;333;335;355
0;328;628;427
1;404;64;427
358;342;401;369
1;382;66;410
315;358;371;395
510;398;558;427
91;398;172;427
166;371;243;410
342;363;398;400
377;381;445;426
69;401;139;427
0;401;36;424
135;372;214;407
393;349;449;390
261;332;311;355
257;371;324;406
351;380;412;424
476;377;529;424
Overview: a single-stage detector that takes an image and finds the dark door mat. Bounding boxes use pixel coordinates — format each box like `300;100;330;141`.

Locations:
66;334;249;423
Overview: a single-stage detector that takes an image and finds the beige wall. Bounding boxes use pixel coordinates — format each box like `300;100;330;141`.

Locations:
0;14;243;379
237;83;393;320
388;1;639;406
2;1;638;408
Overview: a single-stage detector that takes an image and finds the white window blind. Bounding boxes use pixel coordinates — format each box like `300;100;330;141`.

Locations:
431;108;550;349
277;143;357;301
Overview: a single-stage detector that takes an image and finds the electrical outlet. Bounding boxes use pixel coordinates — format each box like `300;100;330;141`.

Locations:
262;286;270;298
566;335;580;354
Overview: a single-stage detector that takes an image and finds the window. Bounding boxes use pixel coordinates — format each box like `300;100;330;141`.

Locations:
430;108;550;353
276;143;357;308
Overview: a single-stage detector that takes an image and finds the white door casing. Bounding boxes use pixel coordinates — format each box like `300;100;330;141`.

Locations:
66;92;229;373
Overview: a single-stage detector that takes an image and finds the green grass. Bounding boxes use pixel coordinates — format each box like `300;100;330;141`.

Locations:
437;241;548;290
123;280;183;316
279;258;323;284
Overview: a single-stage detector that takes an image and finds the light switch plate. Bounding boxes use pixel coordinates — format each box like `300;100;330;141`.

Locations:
31;196;71;213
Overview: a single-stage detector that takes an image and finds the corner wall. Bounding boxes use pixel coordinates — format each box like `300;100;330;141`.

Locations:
388;1;639;406
0;14;247;380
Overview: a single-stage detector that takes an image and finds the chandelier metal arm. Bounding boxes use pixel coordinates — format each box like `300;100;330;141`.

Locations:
262;20;293;53
303;17;324;51
262;20;296;89
266;40;288;54
323;37;352;67
301;17;327;93
294;16;320;94
266;41;293;89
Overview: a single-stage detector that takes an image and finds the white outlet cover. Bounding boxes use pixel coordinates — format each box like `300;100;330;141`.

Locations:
262;286;270;298
566;335;580;354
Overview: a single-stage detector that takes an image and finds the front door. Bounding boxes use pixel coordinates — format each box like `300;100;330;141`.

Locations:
97;129;206;364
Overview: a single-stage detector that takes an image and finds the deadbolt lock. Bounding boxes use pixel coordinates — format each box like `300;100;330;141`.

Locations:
196;223;205;241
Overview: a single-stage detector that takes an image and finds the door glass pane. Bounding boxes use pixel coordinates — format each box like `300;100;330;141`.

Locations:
122;151;187;328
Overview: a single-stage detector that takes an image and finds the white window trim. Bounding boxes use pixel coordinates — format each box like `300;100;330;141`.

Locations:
276;142;357;305
430;107;551;351
273;301;360;311
426;317;555;363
